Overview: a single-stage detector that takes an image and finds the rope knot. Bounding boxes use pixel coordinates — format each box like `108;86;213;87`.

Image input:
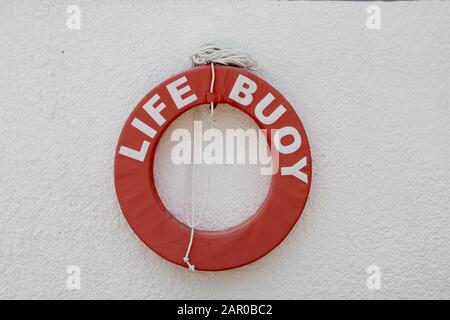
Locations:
183;256;196;272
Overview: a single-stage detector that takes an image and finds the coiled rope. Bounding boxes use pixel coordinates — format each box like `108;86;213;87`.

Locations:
190;45;258;70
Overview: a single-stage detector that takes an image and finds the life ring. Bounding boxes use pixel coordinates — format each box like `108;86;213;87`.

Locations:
114;65;312;271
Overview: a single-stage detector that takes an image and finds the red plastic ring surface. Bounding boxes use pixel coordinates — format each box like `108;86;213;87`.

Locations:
114;65;312;271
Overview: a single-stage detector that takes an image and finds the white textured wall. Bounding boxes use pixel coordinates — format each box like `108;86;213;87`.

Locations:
0;1;449;300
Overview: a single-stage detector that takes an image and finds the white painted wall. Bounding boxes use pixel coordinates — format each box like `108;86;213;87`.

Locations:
0;1;449;299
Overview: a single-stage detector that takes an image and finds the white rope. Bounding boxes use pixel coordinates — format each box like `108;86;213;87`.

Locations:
183;63;216;272
183;46;256;271
191;45;258;70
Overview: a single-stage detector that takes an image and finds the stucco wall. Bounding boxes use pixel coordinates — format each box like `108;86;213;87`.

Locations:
0;1;449;299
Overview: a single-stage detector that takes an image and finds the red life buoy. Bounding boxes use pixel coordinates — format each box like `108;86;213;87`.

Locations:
114;65;312;271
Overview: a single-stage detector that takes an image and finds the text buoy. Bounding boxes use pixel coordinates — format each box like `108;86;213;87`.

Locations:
114;64;312;271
